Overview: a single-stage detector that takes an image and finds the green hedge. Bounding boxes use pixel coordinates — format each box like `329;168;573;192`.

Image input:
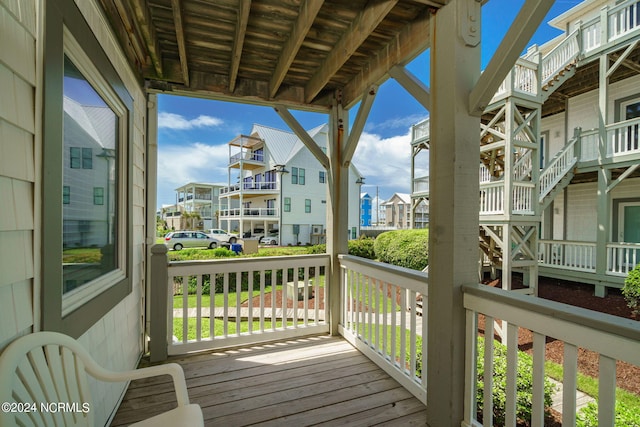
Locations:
307;237;376;260
622;263;640;317
577;400;640;426
373;229;428;271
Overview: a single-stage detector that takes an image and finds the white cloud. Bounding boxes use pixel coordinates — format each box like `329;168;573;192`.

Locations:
353;130;429;199
157;142;229;205
158;112;223;130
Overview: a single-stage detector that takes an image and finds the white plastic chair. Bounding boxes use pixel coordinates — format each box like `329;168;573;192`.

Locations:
0;331;203;426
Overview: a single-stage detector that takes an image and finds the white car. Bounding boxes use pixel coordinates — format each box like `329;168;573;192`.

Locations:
164;231;222;250
207;229;238;243
260;232;279;246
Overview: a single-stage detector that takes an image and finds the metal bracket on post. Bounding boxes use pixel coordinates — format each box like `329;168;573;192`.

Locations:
458;0;481;47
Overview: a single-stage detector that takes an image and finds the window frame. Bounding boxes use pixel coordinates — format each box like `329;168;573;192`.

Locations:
305;199;311;213
42;0;133;338
284;197;291;212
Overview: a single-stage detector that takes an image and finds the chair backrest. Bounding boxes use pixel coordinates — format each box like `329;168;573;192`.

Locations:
0;332;95;427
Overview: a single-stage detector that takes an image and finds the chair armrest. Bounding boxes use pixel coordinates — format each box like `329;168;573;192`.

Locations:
88;363;190;406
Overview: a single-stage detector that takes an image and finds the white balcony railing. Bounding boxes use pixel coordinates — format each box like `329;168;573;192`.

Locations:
538;240;597;272
607;242;640;276
539;136;577;201
220;181;278;195
229;150;265;164
338;255;428;402
540;28;580;86
479;182;534;215
411;119;430;143
220;207;279;217
607;117;640;157
463;283;640;427
165;254;330;355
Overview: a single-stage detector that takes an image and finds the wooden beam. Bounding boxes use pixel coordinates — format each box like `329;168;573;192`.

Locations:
608;40;640;77
171;0;190;86
274;104;330;169
342;85;377;168
304;0;399;103
342;8;431;108
230;0;251;92
130;0;164;78
469;0;554;115
389;65;430;110
606;164;639;193
270;0;324;98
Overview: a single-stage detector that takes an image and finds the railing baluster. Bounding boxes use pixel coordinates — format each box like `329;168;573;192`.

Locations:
236;272;241;335
223;273;229;337
484;317;495;427
598;355;616;427
505;322;518;427
562;343;578;427
532;332;546;427
196;274;202;341
259;270;265;332
182;276;188;343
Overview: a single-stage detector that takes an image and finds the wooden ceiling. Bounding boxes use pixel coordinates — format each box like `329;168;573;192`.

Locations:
98;0;445;111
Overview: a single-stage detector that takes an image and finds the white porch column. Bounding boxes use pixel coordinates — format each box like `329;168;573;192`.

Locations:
427;0;480;425
327;95;349;335
596;53;610;297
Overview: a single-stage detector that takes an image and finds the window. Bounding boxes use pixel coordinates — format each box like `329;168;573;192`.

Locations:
63;186;70;204
284;197;291;212
291;167;305;185
319;171;326;183
42;0;133;338
305;199;311;213
93;187;104;205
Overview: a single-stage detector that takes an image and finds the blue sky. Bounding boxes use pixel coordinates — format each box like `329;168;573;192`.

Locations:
157;0;582;208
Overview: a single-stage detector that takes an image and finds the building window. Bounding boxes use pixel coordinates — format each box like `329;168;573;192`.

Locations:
42;0;133;337
93;187;104;205
291;167;305;185
319;171;326;183
70;147;93;169
284;197;291;212
305;199;311;213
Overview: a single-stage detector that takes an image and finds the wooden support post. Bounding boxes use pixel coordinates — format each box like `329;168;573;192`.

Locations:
595;53;609;297
150;244;169;362
427;0;480;424
327;94;349;335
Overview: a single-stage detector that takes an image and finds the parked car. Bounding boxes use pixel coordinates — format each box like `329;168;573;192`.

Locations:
260;231;279;246
206;228;238;243
242;227;265;240
164;231;222;250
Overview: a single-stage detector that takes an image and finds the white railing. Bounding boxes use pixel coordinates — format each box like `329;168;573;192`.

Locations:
538;240;596;272
513;150;532;181
607;117;640;157
220;207;279;217
479;182;534;215
338;255;428;402
480;182;504;215
412;119;430;143
512;59;539;96
463;284;640;427
541;28;580;86
609;0;640;40
539;136;577;201
229;151;265;164
413;175;429;194
512;182;535;215
167;254;329;355
607;242;640;276
582;18;601;52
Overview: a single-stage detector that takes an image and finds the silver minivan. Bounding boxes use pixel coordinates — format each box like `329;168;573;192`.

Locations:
164;231;221;250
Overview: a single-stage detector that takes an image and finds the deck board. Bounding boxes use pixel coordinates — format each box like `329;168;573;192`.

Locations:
111;335;427;426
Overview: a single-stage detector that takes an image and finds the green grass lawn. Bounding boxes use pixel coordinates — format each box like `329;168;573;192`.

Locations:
173;317;295;341
62;247;102;263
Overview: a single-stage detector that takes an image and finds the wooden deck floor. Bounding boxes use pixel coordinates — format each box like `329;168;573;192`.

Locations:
111;335;427;426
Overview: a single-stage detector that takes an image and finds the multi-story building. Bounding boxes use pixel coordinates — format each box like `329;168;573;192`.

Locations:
381;193;411;229
219;124;362;245
410;0;640;296
360;192;373;226
162;182;224;230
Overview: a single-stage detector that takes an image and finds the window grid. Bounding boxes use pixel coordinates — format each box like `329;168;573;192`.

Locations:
284;197;291;212
305;199;311;213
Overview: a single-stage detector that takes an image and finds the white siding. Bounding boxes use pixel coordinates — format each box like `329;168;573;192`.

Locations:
0;0;37;350
0;0;147;425
541;113;566;165
566;183;598;242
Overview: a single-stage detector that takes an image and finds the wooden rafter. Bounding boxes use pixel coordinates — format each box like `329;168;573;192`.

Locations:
130;0;163;78
342;85;377;168
230;0;251;92
269;0;324;98
342;8;431;108
171;0;190;86
304;0;399;103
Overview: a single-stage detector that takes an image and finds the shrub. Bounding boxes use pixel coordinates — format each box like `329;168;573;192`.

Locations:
306;238;375;260
307;244;326;254
577;400;640;427
374;229;428;271
476;338;555;426
622;263;640;317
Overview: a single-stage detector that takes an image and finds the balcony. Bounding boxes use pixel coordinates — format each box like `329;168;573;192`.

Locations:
219;207;279;219
220;181;278;197
115;248;640;426
580;118;640;164
228;151;265;170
